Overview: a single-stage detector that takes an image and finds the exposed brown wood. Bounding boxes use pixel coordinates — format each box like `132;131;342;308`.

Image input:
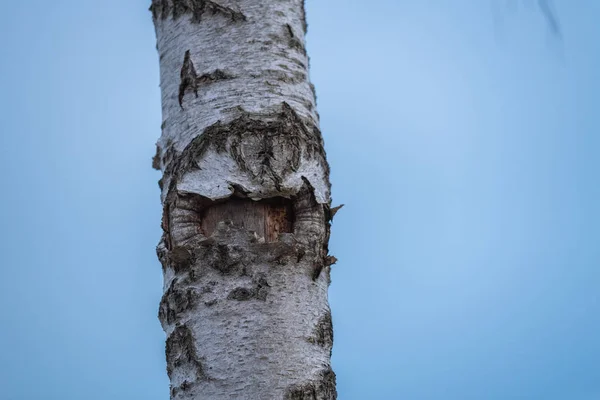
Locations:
201;198;292;241
266;201;293;242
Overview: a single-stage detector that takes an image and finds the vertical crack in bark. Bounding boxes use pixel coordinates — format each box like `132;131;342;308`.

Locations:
150;0;247;23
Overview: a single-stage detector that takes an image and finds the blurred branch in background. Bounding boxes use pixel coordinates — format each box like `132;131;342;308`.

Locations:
538;0;561;37
492;0;562;39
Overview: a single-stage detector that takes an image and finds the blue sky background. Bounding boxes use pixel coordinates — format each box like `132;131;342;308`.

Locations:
1;1;599;399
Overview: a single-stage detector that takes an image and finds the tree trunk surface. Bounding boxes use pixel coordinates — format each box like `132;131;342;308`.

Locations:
150;1;336;398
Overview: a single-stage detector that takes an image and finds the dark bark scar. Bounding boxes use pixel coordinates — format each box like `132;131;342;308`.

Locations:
150;0;247;23
179;50;198;109
179;51;234;109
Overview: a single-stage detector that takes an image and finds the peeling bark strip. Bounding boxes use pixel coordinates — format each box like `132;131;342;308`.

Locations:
150;0;246;23
152;0;336;398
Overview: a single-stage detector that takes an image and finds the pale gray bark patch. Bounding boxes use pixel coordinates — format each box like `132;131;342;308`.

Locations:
284;368;337;400
150;0;246;23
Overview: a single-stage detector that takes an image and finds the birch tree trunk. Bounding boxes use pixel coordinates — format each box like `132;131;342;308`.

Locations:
150;1;337;398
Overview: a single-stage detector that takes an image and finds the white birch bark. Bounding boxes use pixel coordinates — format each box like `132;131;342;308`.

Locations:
150;1;337;398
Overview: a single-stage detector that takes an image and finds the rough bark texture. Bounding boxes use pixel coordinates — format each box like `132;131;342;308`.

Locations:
151;1;336;398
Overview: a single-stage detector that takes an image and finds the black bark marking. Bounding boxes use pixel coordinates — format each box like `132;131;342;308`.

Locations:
255;69;307;85
150;0;246;23
255;274;270;301
172;0;188;19
166;325;207;381
289;58;307;70
204;299;217;307
179;51;235;109
308;312;333;352
284;367;337;400
196;239;244;275
310;82;317;105
285;25;306;55
157;241;169;272
179;50;198;109
227;275;270;301
169;246;194;272
198;69;233;85
153;145;162;170
257;131;280;189
149;0;169;20
171;380;193;398
159;280;201;325
227;287;255;301
300;0;308;33
286;24;295;39
312;263;324;281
